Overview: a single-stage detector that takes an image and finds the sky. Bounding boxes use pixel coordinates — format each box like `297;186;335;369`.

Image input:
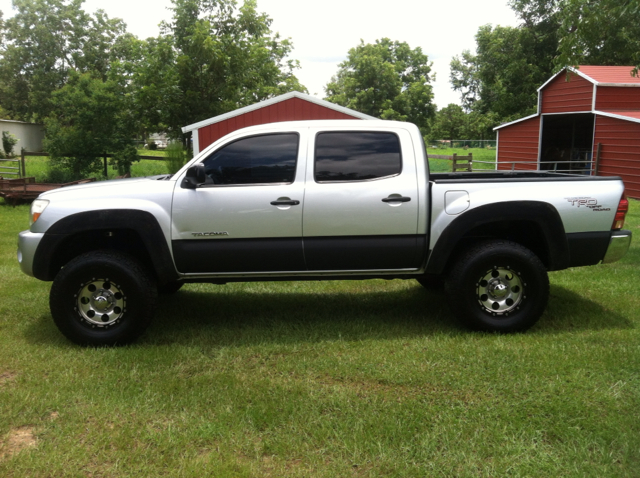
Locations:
0;0;521;109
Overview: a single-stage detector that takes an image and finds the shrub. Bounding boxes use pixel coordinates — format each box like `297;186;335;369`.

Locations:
2;131;18;157
166;142;187;174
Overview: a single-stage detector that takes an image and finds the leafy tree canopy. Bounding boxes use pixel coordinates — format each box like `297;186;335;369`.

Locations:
451;0;640;126
0;0;131;122
153;0;306;137
430;104;466;142
324;38;436;135
554;0;640;70
44;71;138;178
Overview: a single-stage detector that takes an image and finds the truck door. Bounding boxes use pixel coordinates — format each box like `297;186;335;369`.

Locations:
171;131;306;273
302;128;422;270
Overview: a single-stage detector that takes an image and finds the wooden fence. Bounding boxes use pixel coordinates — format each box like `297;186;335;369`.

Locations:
428;153;473;172
14;150;167;179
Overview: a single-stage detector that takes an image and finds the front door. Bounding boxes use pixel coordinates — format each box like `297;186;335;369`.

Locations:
171;131;306;273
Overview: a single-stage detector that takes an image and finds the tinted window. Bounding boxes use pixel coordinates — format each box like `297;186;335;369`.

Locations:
202;133;298;185
315;132;401;182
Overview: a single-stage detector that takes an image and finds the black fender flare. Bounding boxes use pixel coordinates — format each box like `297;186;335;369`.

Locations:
33;209;178;283
425;201;569;275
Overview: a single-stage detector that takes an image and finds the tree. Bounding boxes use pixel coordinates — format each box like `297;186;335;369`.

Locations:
0;0;131;122
324;38;436;135
450;50;480;113
44;71;138;178
153;0;306;137
451;23;557;123
430;104;466;142
554;0;640;71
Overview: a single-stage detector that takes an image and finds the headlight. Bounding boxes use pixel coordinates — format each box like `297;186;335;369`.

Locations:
30;199;49;225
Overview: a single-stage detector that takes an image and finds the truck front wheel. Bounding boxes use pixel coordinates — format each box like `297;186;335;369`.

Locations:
49;251;158;346
445;240;549;332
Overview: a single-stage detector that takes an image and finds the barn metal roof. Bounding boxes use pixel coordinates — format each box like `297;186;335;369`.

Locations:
577;65;640;85
182;91;376;134
595;110;640;124
538;66;640;92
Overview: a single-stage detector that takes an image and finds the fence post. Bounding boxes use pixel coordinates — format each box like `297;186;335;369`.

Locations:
103;153;108;178
21;148;25;179
594;143;602;176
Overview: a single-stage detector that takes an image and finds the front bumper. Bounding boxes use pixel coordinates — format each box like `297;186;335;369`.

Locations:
17;230;44;277
602;230;632;264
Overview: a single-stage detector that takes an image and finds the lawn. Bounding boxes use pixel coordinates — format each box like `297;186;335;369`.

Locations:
0;196;638;477
18;150;171;182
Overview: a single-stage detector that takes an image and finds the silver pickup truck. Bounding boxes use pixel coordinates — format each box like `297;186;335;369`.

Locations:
17;120;632;345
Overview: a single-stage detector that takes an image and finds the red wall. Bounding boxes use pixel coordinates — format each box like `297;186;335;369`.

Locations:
593;115;640;198
596;86;640;111
541;73;593;114
198;98;359;151
496;116;540;171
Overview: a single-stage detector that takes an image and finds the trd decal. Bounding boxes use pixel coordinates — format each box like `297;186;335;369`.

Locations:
565;197;611;212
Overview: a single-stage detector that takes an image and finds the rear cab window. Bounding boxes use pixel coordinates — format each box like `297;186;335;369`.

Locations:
314;132;402;182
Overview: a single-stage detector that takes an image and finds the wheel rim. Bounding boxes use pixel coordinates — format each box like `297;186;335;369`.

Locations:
74;278;126;327
476;267;524;315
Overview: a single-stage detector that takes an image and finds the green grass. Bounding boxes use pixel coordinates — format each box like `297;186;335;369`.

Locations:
428;147;496;172
0;197;638;476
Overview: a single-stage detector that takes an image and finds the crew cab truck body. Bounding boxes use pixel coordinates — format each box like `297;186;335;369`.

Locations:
17;120;632;345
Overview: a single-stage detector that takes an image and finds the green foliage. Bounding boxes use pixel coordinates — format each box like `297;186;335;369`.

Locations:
0;0;131;123
43;71;138;179
2;130;18;157
430;104;466;142
451;22;557;122
554;0;640;70
453;0;640;124
165;142;187;174
147;0;306;138
110;144;140;176
325;38;436;135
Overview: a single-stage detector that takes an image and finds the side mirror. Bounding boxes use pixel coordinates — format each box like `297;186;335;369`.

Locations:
181;163;206;189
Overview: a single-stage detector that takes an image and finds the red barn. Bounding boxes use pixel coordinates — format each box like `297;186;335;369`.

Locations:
182;91;376;155
495;66;640;198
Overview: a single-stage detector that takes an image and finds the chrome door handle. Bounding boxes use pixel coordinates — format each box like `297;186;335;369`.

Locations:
382;196;411;203
270;200;300;206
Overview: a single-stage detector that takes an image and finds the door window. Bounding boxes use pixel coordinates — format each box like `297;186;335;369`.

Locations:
314;132;402;182
202;133;299;185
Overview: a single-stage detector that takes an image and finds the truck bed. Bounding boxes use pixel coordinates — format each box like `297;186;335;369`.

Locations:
430;171;621;183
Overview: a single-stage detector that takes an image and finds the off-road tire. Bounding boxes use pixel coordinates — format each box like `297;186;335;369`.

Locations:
158;281;184;295
445;240;549;332
416;274;445;289
50;251;157;346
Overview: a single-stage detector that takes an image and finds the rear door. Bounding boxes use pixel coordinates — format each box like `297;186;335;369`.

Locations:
171;130;307;273
302;126;422;270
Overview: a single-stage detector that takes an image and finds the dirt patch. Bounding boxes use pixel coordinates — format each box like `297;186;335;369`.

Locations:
1;426;37;460
0;371;17;387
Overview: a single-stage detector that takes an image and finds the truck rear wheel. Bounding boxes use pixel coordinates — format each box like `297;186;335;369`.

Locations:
445;240;549;332
49;251;157;346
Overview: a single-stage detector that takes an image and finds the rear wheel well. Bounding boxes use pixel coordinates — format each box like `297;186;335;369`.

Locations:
442;220;551;274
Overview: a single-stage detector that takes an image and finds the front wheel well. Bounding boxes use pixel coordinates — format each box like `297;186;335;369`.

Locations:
47;229;156;281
